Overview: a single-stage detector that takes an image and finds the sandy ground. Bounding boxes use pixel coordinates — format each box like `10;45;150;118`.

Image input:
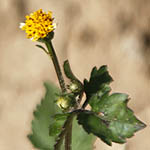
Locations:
0;0;150;150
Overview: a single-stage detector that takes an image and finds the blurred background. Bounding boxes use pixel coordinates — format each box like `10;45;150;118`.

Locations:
0;0;149;149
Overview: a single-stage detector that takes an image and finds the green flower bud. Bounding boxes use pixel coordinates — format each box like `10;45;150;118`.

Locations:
56;97;70;110
69;82;82;94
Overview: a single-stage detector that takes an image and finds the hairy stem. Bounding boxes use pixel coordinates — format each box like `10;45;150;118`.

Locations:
45;41;66;93
45;40;73;150
65;121;72;150
64;91;83;150
54;114;75;150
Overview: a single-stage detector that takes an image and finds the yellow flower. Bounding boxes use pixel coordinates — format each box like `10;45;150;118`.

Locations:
20;9;56;41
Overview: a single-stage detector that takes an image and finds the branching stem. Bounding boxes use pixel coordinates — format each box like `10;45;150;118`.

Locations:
45;40;86;150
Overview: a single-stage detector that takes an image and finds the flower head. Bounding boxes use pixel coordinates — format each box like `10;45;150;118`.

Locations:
20;9;56;41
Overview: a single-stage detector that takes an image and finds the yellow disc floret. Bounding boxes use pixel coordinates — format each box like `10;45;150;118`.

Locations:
20;9;56;41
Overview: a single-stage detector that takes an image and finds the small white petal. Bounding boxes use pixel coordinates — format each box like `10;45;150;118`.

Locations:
30;37;34;41
19;23;25;29
52;23;57;29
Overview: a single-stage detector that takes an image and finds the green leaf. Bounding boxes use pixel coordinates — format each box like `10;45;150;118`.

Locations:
36;45;48;53
91;93;146;134
84;65;113;99
28;82;61;150
28;82;95;150
77;111;113;146
72;117;96;150
82;66;146;146
63;60;79;82
81;92;146;145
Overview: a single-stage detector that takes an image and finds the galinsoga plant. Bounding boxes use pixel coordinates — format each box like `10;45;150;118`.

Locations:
20;9;146;150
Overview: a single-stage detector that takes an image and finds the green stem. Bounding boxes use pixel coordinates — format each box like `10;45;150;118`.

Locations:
65;122;72;150
64;91;83;150
45;41;66;93
45;40;73;150
54;114;75;150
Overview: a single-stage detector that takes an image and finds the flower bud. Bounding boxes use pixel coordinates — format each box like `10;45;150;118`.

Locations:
56;97;70;110
69;82;82;94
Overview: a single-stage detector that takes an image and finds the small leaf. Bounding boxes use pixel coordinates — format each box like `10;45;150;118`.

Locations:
63;60;79;82
36;44;48;53
84;65;113;99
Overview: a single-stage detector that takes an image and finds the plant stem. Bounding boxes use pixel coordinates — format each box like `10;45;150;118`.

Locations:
54;114;75;150
45;40;72;150
45;41;66;93
65;122;72;150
